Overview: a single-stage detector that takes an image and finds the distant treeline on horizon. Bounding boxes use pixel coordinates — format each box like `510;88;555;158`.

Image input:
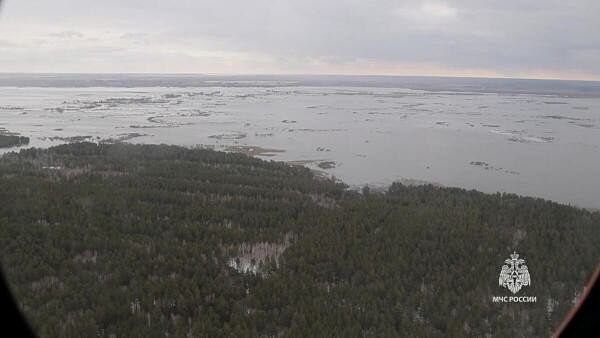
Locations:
1;73;600;97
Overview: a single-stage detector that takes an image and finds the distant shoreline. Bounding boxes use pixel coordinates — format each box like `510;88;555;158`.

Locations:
1;73;600;98
3;140;599;214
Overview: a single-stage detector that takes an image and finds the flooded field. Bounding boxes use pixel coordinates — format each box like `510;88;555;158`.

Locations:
1;75;600;209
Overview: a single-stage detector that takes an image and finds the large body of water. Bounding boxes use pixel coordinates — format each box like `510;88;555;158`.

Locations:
1;74;600;209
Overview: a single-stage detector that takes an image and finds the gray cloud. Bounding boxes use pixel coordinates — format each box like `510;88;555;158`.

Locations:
0;0;599;79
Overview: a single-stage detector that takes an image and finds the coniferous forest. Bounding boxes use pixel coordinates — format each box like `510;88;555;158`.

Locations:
0;142;598;337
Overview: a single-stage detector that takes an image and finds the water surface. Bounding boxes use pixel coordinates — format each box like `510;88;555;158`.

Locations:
1;74;599;209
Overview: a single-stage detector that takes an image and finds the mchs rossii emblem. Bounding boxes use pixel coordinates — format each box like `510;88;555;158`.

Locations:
492;252;536;303
499;252;530;294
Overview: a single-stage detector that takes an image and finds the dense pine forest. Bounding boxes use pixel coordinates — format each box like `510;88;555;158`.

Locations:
0;143;598;337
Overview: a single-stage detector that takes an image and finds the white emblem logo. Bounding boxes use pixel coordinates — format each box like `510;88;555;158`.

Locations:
499;252;531;294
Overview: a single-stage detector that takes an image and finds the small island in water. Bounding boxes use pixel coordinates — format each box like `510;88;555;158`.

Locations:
0;129;29;148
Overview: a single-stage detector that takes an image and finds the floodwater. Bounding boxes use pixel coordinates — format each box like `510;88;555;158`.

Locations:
1;74;599;209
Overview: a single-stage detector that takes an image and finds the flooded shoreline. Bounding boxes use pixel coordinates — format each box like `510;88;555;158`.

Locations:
1;78;599;209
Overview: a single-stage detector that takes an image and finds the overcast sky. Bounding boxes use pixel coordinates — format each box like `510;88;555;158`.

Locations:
1;0;599;80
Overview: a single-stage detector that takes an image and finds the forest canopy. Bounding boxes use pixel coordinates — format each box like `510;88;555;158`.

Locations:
0;142;598;337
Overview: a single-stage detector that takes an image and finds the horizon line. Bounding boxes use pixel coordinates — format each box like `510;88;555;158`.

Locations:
2;72;600;83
